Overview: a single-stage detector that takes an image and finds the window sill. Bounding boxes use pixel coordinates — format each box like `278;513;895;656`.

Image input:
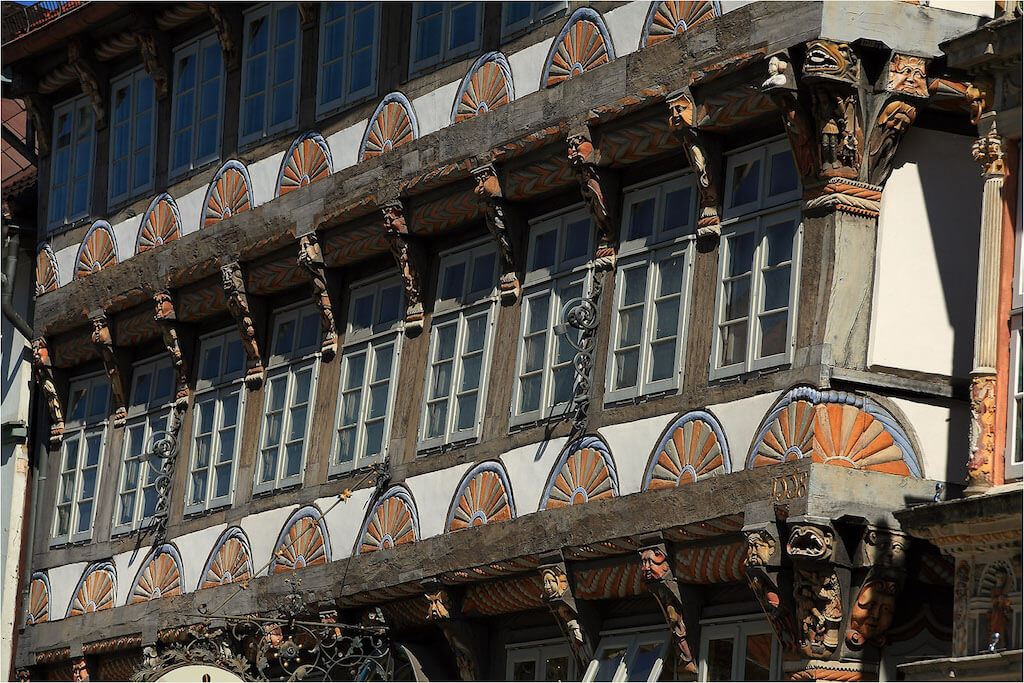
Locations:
416;436;479;457
46;215;92;239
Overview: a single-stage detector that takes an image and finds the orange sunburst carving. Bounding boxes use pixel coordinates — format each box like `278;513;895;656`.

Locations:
360;93;417;161
277;132;332;196
543;9;614;89
130;546;183;603
202;528;253;589
542;437;618;509
642;1;718;47
454;53;513;123
645;411;730;489
36;244;59;295
137;194;181;253
359;490;418;553
272;510;330;573
75;221;118;279
448;463;514;531
27;574;49;624
68;563;116;617
203;161;252;228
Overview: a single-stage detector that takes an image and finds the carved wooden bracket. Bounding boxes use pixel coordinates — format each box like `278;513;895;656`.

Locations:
89;313;128;427
786;520;847;660
67;38;105;126
220;262;265;389
31;337;64;447
539;563;596;670
667;89;723;238
380;201;425;335
297;2;317;26
424;588;481;681
71;657;90;682
761;51;820;187
133;26;170;99
864;98;917;186
15;668;30;682
471;163;521;304
742;523;800;655
153;292;189;408
297;232;338;361
638;545;698;678
567;129;618;270
971;133;1006;177
207;5;237;65
845;528;908;651
20;93;51;156
801;40;863;181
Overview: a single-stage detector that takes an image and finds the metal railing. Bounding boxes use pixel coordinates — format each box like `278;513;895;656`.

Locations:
2;1;85;44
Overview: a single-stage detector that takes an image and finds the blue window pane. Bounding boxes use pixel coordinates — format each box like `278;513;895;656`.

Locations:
506;3;530;25
113;125;130;159
450;3;478;50
173;131;191;169
50;186;67;222
199;81;220;119
419;2;443;19
271;82;294;125
246;55;267;96
202;43;221;80
248;16;268;56
353;7;374;48
197;119;218;158
71;176;89;214
325;15;346;60
352;295;374;329
379;286;401;324
322;62;343;104
276;5;297;42
273;44;295;86
134;149;151;189
243;95;265;136
416;14;442;62
178;53;196;91
175;91;195;132
135;110;152;151
136;77;154;109
113;87;131;124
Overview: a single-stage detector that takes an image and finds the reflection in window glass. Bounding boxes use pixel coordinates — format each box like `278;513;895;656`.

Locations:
706;638;734;681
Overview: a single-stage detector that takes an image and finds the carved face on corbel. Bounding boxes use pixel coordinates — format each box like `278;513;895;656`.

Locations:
471;165;501;199
298;234;323;268
90;315;112;346
153;291;174;321
886;54;928;98
425;590;451;620
803;41;857;83
541;567;569;600
787;525;834;560
567;133;595;166
381;204;407;235
71;658;89;682
745;530;777;568
846;578;897;648
667;94;696;130
639;548;671;582
861;529;909;568
31;337;50;368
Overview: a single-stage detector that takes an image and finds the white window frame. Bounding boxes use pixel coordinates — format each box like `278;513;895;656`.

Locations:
409;2;483;76
112;355;176;535
239;3;301;146
722;138;802;220
505;638;576;681
512;206;594;426
108;67;156;205
698;617;781;681
582;626;670;682
185;328;247;515
330;275;405;476
47;94;94;229
316;2;379;116
501;1;566;40
170;32;224;178
51;374;109;546
254;302;322;495
1007;161;1023;480
419;240;499;450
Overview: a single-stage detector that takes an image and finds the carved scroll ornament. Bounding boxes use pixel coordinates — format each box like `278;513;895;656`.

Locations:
471;164;521;303
638;546;697;676
220;262;265;389
31;337;64;446
381;202;425;334
297;233;338;360
667;91;722;237
90;314;128;427
153;292;190;408
567;131;617;269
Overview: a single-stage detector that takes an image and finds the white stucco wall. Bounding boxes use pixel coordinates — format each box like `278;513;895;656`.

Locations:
177;184;206;238
888;396;968;483
869;128;982;378
604;1;650;57
707;391;781;470
599;413;677;495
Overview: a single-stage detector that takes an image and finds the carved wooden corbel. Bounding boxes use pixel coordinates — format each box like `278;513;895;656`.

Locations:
638;545;697;678
132;24;170;99
424;588;481;681
297;2;317;26
743;523;799;655
15;668;30;682
971;132;1006;176
667;89;724;237
845;528;908;651
297;232;338;361
786;520;846;660
67;38;105;125
20;93;51;156
220;262;265;389
380;201;425;335
863;53;929;185
31;337;64;447
567;129;618;270
471;163;521;304
207;5;237;64
539;563;596;670
152;292;189;408
967;78;994;126
71;657;90;683
761;51;820;186
801;40;863;180
89;313;128;427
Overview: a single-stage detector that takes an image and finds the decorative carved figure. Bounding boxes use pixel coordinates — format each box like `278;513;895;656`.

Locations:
638;546;697;675
15;669;30;682
297;2;316;25
760;59;819;183
668;91;723;237
220;262;264;389
134;29;169;98
953;560;970;656
67;39;104;124
31;338;64;446
90;314;128;427
297;234;338;361
845;578;898;648
803;41;858;83
541;566;570;600
471;164;521;303
207;5;236;63
21;94;50;155
968;375;997;485
987;566;1012;649
745;529;777;568
153;292;189;408
967;79;994;125
639;547;671;582
381;202;425;333
745;567;797;652
71;657;89;682
866;99;917;185
424;589;478;681
859;529;909;568
787;525;834;561
567;131;617;268
971;134;1005;176
886;54;928;98
539;564;592;666
811;89;860;174
762;54;792;90
793;568;843;658
425;590;452;620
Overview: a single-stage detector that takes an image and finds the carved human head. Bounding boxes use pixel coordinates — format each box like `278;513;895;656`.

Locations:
425;590;450;619
639;547;670;582
746;530;777;567
541;567;569;599
567;134;594;164
887;54;928;98
846;578;898;648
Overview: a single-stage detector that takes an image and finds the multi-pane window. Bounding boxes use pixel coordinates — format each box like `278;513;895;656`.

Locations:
410;2;482;74
420;241;499;449
501;1;564;38
51;374;109;545
255;304;321;494
507;641;575;681
171;33;224;177
1008;170;1023;480
513;208;593;424
711;139;802;379
318;2;378;114
607;173;697;403
240;3;300;144
186;329;246;515
108;68;155;204
113;357;175;535
583;628;670;682
699;619;780;681
331;277;403;475
48;95;93;228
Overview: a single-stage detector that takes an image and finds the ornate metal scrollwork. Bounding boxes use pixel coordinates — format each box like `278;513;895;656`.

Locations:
555;274;603;434
135;404;185;543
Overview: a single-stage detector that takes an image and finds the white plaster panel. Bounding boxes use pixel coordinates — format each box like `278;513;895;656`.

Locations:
176;185;206;237
412;80;461;137
405;461;474;540
54;244;77;287
598;412;678;495
501;437;569;515
240;505;296;577
927;0;994;17
316;488;376;560
707;391;782;471
173;523;228;593
509;39;550;99
112;548;150;607
719;0;756;12
327;123;366;173
110;215;137;261
888;396;968;483
248;151;285;207
604;1;649;57
869;128;982;378
46;561;87;622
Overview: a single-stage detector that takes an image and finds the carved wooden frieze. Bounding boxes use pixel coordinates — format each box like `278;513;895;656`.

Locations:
31;337;64;447
297;233;338;360
667;89;723;237
89;313;128;427
539;563;595;669
220;262;265;389
380;202;425;334
152;292;189;408
567;130;618;269
786;521;846;660
67;38;104;125
471;164;521;303
424;588;480;681
638;545;697;677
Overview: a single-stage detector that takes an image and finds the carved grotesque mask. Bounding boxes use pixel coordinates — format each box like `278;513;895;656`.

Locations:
804;41;856;81
746;530;776;567
426;590;450;620
787;525;834;560
541;568;569;599
639;548;670;582
887;54;928;98
668;95;695;129
567;134;594;165
846;579;897;647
